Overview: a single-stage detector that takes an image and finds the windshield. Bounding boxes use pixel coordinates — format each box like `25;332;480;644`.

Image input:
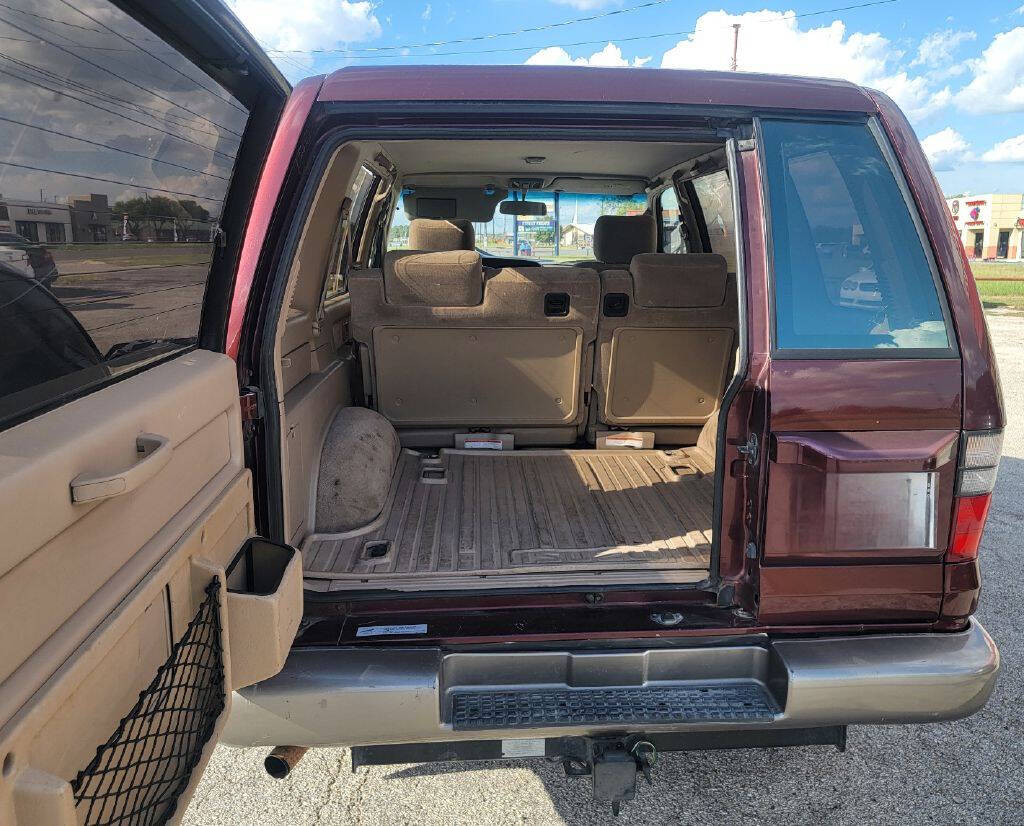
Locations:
389;191;648;263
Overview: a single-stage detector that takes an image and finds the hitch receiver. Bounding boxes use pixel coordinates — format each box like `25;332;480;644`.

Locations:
563;738;658;815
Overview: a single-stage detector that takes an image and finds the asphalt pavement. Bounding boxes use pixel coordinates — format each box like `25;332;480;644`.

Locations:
182;310;1024;826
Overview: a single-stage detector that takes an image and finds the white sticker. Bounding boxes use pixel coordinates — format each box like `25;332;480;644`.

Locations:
465;439;503;450
501;738;545;758
356;623;428;637
606;437;643;448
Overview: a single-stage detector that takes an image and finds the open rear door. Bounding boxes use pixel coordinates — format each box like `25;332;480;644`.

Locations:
0;2;295;823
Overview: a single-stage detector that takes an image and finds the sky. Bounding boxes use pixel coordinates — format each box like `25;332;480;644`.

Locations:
225;0;1024;197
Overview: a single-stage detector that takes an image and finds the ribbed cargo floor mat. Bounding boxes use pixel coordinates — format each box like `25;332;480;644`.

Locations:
303;448;713;589
451;683;777;730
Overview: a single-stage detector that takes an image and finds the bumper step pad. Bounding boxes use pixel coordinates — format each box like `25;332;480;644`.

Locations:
451;683;777;731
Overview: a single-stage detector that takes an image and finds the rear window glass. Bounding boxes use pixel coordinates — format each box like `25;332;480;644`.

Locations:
658;187;688;254
0;0;249;424
761;120;951;352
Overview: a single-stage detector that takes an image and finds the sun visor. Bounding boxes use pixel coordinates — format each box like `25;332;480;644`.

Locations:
402;185;508;221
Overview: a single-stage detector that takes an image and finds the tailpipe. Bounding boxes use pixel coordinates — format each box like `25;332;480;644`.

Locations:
264;746;308;779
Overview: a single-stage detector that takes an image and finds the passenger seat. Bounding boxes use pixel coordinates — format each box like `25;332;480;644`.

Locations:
575;214;656;271
593;252;737;444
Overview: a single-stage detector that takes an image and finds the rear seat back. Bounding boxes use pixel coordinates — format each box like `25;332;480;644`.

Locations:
595;252;737;437
349;248;600;441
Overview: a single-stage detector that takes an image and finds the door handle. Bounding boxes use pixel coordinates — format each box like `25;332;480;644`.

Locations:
70;433;172;503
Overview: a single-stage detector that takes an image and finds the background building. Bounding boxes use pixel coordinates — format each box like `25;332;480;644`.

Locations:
946;194;1024;261
0;199;72;243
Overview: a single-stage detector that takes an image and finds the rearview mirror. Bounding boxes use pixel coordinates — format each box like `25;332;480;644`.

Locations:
499;200;547;216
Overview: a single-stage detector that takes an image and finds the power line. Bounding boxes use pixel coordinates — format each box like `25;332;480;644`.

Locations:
266;0;671;55
52;0;249;116
0;65;235;161
266;0;899;61
0;13;243;136
0;159;224;203
0;51;239;143
0;114;229;180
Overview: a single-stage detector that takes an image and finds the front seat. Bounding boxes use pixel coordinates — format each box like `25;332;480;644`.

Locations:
407;218;476;251
576;213;656;271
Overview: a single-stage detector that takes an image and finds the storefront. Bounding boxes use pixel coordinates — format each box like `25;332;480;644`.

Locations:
946;193;1024;261
0;199;72;244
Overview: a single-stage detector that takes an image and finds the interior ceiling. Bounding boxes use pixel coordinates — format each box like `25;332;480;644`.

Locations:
381;139;722;194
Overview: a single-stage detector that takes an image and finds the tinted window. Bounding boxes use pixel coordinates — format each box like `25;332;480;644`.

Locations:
761;120;950;352
691;170;737;272
658;187;688;253
0;0;249;423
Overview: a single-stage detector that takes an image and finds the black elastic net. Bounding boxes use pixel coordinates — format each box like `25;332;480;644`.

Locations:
71;578;225;826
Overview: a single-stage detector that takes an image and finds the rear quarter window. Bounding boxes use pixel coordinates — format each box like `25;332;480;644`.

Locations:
760;119;952;354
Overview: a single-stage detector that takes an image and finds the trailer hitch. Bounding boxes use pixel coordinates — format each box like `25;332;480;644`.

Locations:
559;737;658;815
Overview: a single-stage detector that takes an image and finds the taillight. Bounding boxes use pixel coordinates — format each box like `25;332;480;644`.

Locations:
948;430;1002;561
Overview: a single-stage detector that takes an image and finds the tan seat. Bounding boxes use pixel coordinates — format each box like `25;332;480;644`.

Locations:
349;245;600;446
593;252;737;445
575;213;657;271
407;217;477;251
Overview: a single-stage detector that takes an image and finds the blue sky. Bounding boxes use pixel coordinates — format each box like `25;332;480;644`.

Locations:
227;0;1024;195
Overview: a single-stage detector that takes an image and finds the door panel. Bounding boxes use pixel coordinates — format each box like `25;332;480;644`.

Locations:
0;352;286;826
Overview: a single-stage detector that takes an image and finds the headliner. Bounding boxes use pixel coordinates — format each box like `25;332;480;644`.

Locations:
383;139;721;194
317;65;878;114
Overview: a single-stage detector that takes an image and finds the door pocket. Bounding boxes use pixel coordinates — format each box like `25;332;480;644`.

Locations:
224;539;303;690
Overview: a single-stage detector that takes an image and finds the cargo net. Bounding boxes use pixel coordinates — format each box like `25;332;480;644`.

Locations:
72;578;225;826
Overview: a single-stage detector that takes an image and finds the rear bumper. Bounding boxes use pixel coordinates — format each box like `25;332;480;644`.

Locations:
222;618;999;748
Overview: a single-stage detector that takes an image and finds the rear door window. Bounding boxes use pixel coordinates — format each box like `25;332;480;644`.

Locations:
658;187;688;253
0;0;252;423
760;119;952;353
691;170;737;272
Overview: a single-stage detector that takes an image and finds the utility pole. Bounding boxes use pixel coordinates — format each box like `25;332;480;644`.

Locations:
731;23;740;71
553;191;560;258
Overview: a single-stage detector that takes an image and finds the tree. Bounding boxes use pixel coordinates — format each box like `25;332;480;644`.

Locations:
112;196;189;239
177;199;211;223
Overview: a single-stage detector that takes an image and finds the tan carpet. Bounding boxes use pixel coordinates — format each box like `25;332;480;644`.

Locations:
303;448;713;588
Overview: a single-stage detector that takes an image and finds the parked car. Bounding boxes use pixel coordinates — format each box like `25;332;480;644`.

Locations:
0;1;1003;821
0;231;58;286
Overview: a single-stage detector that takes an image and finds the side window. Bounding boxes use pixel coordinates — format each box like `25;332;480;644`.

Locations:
761;120;951;352
691;170;737;272
658;187;688;253
324;165;378;300
0;0;249;425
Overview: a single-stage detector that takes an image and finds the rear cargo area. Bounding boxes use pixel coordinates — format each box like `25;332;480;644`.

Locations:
302;447;713;591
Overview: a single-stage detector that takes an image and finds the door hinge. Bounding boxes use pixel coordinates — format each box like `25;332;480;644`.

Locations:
737;432;758;465
239;386;264;422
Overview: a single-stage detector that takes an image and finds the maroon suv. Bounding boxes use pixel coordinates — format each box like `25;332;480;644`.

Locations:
0;1;1002;821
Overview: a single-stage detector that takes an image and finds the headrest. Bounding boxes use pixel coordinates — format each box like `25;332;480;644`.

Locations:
593;214;656;264
630;253;728;308
383;250;484;306
407;218;476;251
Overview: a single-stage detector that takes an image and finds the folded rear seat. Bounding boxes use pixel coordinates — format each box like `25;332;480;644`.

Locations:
593;252;737;447
349;229;600;446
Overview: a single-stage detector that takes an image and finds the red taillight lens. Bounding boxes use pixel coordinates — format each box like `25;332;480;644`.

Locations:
948;493;993;562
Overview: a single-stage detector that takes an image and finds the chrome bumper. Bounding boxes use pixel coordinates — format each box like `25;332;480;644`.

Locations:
221;618;999;748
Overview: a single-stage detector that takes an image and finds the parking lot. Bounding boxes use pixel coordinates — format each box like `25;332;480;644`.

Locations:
182;311;1024;826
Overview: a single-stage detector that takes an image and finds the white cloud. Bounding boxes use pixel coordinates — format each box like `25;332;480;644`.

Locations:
911;29;976;67
954;27;1024;113
525;42;651;68
921;127;971;170
981;133;1024;162
658;10;951;121
421;3;432;20
227;0;382;51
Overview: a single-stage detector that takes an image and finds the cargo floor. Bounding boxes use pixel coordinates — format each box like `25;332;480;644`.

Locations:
302;448;714;591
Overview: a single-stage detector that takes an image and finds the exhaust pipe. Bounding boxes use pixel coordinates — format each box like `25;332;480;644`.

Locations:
265;746;308;779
